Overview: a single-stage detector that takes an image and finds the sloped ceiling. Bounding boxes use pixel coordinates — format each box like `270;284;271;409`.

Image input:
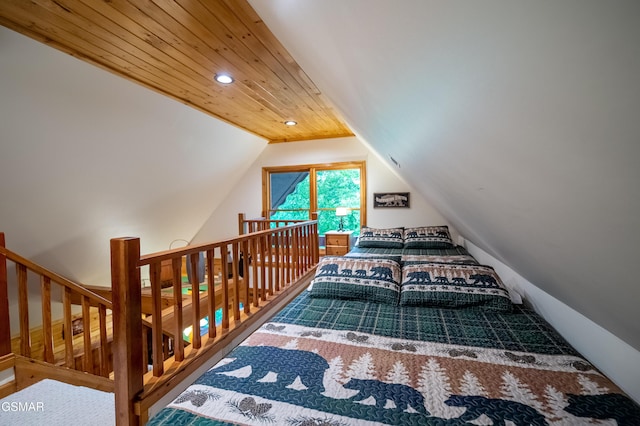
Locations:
249;0;640;350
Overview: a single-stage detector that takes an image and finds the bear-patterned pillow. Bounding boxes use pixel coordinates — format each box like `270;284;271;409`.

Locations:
356;227;404;249
310;256;401;304
400;262;512;311
403;226;454;249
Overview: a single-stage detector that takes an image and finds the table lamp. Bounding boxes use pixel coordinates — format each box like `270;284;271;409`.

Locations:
335;207;350;232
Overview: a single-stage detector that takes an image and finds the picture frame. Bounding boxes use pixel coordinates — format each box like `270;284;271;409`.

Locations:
373;192;410;208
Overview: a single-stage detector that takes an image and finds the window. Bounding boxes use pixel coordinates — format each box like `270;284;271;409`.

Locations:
263;161;366;236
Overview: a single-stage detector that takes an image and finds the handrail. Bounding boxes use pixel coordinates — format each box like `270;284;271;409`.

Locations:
111;215;319;425
0;232;113;378
0;246;112;309
238;212;318;234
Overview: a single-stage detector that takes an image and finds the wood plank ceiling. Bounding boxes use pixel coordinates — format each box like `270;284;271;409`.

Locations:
0;0;353;143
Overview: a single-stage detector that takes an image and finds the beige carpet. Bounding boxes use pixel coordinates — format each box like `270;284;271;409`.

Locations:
0;379;114;426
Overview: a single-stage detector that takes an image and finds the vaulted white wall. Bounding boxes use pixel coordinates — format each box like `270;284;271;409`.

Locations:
192;136;457;244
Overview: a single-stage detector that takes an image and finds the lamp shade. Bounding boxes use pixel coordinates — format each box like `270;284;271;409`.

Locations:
336;207;350;217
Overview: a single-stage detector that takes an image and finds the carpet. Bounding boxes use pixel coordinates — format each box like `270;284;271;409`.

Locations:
0;379;114;426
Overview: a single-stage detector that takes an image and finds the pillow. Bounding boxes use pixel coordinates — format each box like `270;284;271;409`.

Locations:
402;254;479;265
356;227;404;248
399;262;512;311
403;226;454;249
310;256;401;304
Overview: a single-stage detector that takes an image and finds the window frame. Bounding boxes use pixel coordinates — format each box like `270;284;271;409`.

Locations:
262;161;367;233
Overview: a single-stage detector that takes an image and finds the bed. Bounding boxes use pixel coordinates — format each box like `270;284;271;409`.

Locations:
146;226;640;425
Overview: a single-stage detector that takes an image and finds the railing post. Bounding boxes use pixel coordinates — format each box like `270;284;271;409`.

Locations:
313;221;320;264
111;237;143;426
0;233;10;356
238;213;246;235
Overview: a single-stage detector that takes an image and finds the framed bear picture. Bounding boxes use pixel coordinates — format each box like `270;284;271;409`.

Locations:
373;192;410;208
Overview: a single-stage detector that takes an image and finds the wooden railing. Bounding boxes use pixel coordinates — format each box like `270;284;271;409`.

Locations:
111;217;319;425
238;212;311;234
0;232;113;378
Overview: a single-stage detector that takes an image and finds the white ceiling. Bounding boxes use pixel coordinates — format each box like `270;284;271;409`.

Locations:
249;0;640;350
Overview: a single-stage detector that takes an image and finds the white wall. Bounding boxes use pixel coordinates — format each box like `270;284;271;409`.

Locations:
465;239;640;404
192;137;457;243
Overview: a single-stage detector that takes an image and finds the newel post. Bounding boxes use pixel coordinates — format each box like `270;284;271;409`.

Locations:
310;213;320;264
111;237;143;426
0;233;10;356
238;212;246;235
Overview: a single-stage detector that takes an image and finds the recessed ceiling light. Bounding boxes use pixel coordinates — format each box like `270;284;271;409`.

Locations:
284;120;297;126
214;73;234;84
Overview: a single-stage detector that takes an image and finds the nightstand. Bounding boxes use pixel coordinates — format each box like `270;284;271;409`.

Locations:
325;231;353;256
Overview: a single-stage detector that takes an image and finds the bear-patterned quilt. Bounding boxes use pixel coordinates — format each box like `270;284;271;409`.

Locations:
147;292;640;425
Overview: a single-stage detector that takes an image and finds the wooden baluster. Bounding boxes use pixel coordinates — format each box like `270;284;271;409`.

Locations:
172;257;184;361
299;227;304;274
41;276;54;363
306;225;312;269
63;287;73;367
251;237;259;307
268;234;275;296
149;261;163;377
279;230;287;288
82;295;92;373
232;242;240;321
298;227;305;272
99;304;108;377
307;224;313;268
241;240;250;314
0;233;10;356
294;227;301;278
281;230;288;289
190;252;202;349
273;231;281;292
259;235;267;301
282;229;288;283
206;249;216;339
299;227;307;273
285;229;292;284
16;264;30;357
220;245;230;330
308;224;312;268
